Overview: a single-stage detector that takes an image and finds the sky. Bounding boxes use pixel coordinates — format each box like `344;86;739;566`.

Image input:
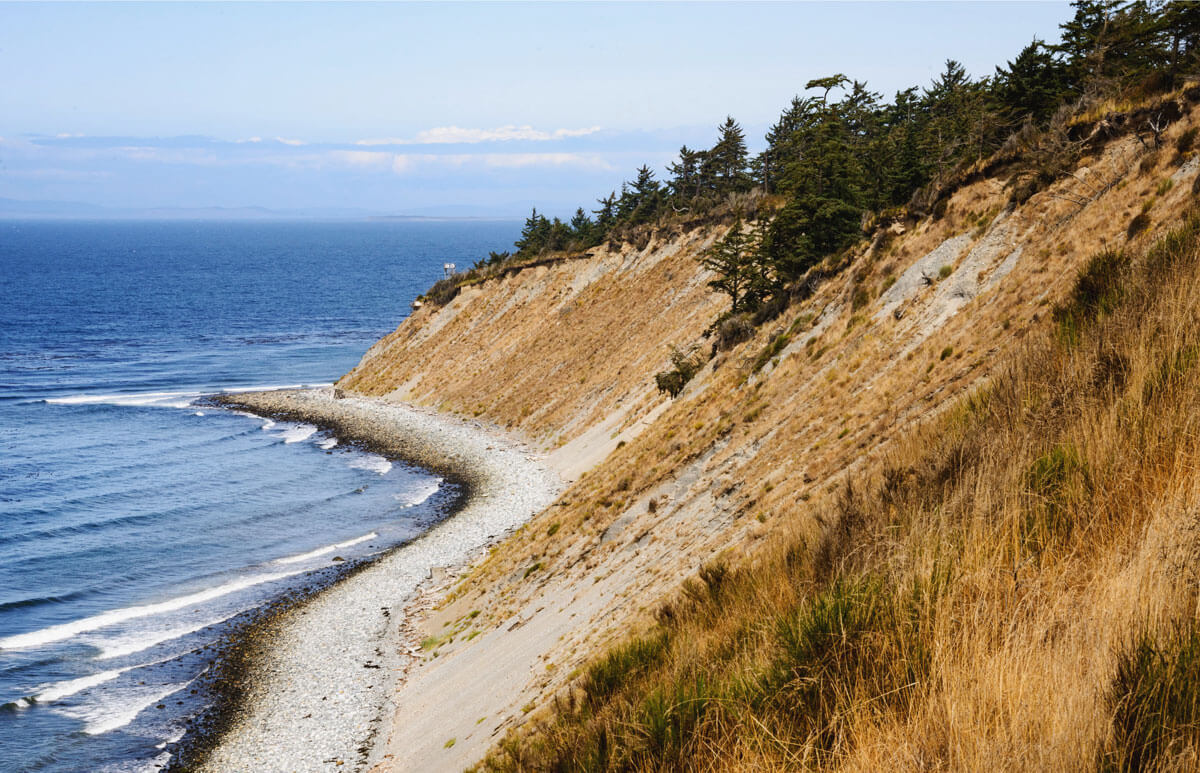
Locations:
0;1;1075;217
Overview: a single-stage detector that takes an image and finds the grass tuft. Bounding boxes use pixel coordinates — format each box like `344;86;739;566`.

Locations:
1104;625;1200;772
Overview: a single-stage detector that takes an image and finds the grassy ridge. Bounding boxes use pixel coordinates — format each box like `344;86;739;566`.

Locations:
475;210;1200;771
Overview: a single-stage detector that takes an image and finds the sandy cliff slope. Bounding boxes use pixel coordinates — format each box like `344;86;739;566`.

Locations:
340;100;1200;771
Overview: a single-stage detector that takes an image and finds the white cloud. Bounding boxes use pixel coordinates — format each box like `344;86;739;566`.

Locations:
55;132;85;139
355;125;602;146
330;150;393;168
391;155;414;174
274;137;306;146
481;152;613;170
329;150;613;174
116;146;223;166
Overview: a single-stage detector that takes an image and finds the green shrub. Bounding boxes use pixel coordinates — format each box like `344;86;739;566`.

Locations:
655;346;703;398
751;330;791;373
1052;249;1129;345
1128;211;1152;240
583;632;670;706
851;286;871;311
938;264;954;280
638;676;711;762
714;312;755;351
1143;344;1199;404
764;577;929;754
1023;444;1087;550
1177;126;1198;154
1104;625;1200;772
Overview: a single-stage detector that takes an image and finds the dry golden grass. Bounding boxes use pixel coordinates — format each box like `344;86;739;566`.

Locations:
336;99;1200;771
474;209;1200;773
338;226;730;447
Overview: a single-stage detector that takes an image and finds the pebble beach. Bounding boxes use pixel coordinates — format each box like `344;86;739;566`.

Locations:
190;388;561;772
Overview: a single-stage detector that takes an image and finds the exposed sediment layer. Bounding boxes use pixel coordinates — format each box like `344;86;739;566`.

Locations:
194;388;561;772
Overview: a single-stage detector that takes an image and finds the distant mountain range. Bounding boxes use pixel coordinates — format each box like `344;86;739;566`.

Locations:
0;197;525;220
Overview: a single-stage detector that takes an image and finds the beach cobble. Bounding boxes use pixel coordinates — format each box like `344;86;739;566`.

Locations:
193;388;561;773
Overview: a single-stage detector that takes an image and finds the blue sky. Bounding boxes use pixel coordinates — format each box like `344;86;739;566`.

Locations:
0;2;1073;217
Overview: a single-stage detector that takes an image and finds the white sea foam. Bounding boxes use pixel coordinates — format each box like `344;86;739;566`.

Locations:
317;437;338;450
275;532;378;565
90;615;234;660
35;666;132;703
47;391;203;410
394;478;443;508
0;570;305;651
58;680;191;736
219;382;332;395
260;419;277;430
348;453;392;475
45;383;333;412
193;411;205;416
277;424;317;444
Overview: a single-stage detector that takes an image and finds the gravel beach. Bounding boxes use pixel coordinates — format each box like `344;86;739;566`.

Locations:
192;388;561;772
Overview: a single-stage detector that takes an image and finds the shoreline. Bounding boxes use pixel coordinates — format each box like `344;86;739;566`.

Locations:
181;388;562;772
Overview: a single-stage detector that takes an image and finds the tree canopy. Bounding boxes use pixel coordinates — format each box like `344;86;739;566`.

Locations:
501;0;1200;319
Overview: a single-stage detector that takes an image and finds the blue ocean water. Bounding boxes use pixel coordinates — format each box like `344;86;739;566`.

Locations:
0;219;520;772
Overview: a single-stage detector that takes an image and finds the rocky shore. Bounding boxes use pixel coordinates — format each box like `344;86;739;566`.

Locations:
188;388;561;772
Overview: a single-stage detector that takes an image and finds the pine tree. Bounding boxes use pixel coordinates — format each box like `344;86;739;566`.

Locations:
547;217;572;252
994;39;1070;124
1163;0;1200;86
667;146;702;201
710;116;751;194
885;87;929;205
569;207;597;248
514;207;551;255
1057;0;1126;91
698;219;761;313
593;192;618;232
759;96;821;194
806;73;849;104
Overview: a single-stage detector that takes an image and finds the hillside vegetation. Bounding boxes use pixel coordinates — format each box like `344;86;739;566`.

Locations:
344;5;1200;770
477;205;1200;771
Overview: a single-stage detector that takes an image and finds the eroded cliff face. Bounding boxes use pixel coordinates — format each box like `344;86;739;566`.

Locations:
339;227;727;463
351;105;1200;770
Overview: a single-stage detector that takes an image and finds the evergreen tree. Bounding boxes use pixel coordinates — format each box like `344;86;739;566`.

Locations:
885;87;929;205
514;207;552;255
710;116;751;194
994;39;1070;124
616;182;636;220
806;73;849;104
632;165;660;198
594;192;618;232
762;195;861;283
667;146;703;200
698;220;761;313
758;96;821;194
1058;0;1127;91
569;207;597;247
547;217;572;252
1163;1;1200;87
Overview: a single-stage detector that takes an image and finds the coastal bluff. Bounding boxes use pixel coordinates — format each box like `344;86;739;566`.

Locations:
208;96;1200;771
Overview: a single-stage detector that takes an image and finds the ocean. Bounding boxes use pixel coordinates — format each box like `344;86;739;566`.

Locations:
0;219;520;772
